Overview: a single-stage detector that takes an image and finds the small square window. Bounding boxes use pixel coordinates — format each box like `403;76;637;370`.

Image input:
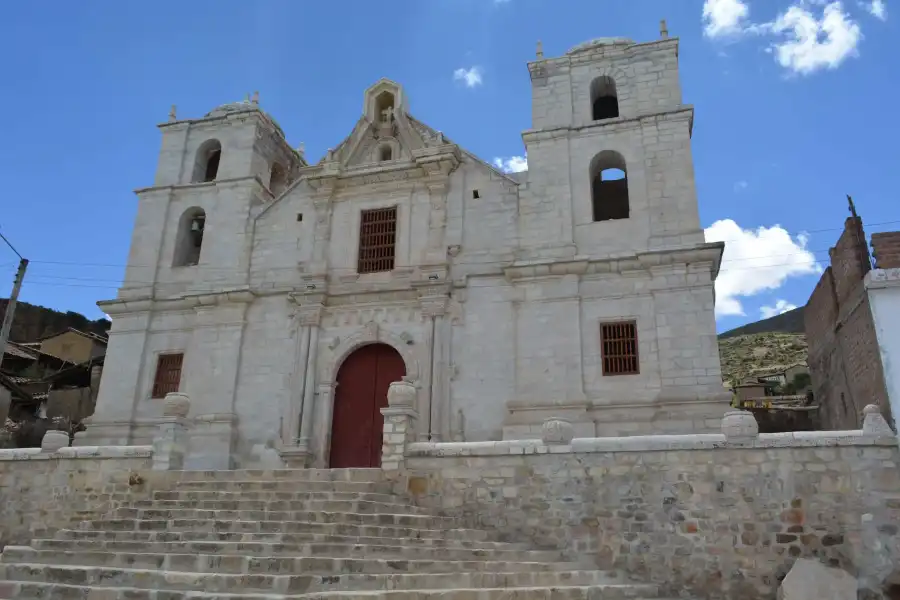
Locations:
472;190;480;199
296;213;303;222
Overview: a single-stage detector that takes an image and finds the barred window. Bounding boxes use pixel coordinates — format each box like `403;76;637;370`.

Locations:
600;321;639;376
152;353;184;398
357;206;397;274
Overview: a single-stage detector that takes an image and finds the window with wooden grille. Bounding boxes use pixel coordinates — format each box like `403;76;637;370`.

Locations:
600;321;639;376
152;353;184;398
357;206;397;274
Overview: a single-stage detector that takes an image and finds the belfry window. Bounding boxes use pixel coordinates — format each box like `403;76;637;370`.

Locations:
193;139;222;183
590;76;619;121
590;151;629;222
173;208;206;267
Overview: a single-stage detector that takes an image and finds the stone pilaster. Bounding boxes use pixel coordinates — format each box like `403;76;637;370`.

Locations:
416;285;450;441
278;292;325;468
380;380;418;473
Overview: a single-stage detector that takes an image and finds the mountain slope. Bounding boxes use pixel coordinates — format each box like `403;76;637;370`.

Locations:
717;306;805;340
0;300;110;342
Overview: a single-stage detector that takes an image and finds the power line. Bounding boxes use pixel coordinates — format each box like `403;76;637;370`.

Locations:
0;230;23;260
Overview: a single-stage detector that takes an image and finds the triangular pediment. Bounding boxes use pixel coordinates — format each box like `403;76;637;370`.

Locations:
338;110;432;169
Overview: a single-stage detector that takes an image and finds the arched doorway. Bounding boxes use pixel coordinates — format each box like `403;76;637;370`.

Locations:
330;343;406;468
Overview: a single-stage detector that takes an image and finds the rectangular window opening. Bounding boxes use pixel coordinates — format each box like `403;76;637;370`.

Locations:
296;213;303;222
600;321;639;376
357;206;397;274
152;353;184;398
472;190;480;199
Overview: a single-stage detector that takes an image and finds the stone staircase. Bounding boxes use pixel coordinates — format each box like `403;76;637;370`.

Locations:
0;469;665;599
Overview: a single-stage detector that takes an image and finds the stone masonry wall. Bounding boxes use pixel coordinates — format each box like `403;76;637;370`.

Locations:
872;232;900;269
805;217;890;430
400;429;900;600
0;446;155;549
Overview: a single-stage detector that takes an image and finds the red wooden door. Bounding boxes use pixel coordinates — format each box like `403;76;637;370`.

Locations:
330;344;406;468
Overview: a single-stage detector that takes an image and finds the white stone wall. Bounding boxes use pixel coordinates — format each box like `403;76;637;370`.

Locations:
866;268;900;433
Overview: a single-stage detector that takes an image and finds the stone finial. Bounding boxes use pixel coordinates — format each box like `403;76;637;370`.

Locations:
862;404;893;436
251;90;260;104
297;142;306;156
163;392;191;418
326;148;335;161
387;380;417;408
168;104;177;122
722;410;759;442
660;19;669;38
541;417;574;445
40;430;70;453
536;40;544;59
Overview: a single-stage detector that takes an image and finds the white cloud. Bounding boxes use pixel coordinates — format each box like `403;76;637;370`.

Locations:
453;66;483;88
760;299;799;319
866;0;887;19
702;1;864;75
493;155;528;173
704;219;821;318
703;0;751;37
767;2;862;75
734;180;749;192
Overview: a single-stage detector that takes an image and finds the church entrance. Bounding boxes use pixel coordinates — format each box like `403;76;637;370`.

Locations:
330;343;406;468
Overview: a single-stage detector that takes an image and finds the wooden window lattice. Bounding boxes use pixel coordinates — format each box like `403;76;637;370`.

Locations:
357;206;397;274
152;353;184;398
600;321;639;376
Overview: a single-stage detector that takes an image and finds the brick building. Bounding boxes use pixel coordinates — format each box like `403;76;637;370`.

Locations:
81;34;730;469
805;215;892;430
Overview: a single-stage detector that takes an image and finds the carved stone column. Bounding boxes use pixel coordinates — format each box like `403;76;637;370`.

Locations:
424;179;449;265
417;287;449;441
279;293;324;468
283;322;311;446
312;382;336;468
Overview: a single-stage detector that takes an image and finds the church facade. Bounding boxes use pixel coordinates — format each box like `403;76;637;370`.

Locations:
78;34;731;469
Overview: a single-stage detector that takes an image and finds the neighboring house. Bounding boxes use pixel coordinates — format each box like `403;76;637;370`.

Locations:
36;328;107;364
0;372;34;422
83;34;731;470
43;355;105;423
804;213;892;431
1;330;107;423
750;363;810;389
864;231;900;432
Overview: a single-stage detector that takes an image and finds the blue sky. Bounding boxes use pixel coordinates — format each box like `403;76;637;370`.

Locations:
0;0;896;333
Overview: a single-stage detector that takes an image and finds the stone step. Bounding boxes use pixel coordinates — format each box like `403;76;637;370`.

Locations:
173;469;385;483
0;563;621;593
1;581;663;600
52;529;530;550
1;547;583;576
71;518;490;541
32;538;566;563
132;498;431;515
174;480;392;494
107;507;454;527
150;489;413;505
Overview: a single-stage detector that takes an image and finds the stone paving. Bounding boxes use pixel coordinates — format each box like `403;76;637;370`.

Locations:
0;468;679;599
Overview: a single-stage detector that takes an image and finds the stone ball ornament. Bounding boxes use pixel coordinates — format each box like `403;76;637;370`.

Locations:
163;392;191;418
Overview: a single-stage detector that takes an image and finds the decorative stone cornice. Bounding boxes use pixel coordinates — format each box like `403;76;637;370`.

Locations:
522;106;694;142
502;243;723;282
99;287;256;317
865;267;900;290
288;291;326;326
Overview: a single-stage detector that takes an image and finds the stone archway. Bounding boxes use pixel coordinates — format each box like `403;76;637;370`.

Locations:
329;343;406;468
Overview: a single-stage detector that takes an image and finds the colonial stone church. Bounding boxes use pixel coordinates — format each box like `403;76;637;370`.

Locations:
79;34;730;469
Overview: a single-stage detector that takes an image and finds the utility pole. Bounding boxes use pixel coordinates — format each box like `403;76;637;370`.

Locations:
0;230;27;372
